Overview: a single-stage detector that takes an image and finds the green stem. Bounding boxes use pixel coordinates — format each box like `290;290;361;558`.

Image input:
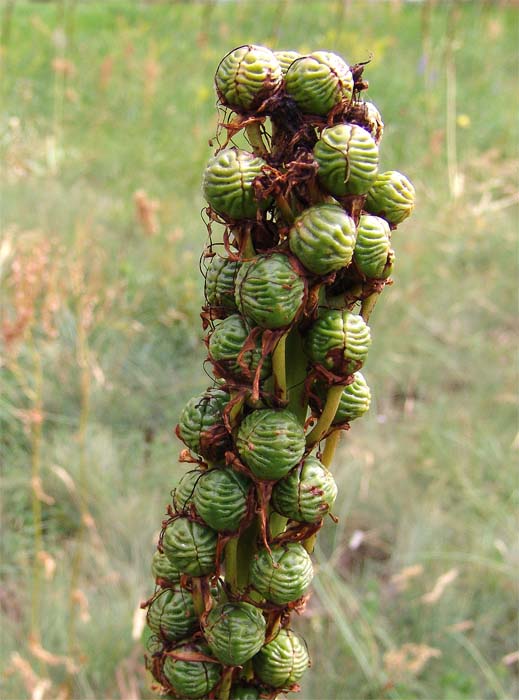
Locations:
224;536;239;594
275;193;295;224
269;511;287;538
245;122;269;158
360;291;381;323
285;327;309;424
218;666;234;700
306;384;344;449
272;332;287;402
192;577;205;617
235;516;259;590
321;429;341;468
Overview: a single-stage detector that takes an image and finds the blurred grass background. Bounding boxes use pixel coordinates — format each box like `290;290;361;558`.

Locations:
0;1;517;699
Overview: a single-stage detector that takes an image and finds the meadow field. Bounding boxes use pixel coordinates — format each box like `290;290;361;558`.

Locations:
1;1;518;699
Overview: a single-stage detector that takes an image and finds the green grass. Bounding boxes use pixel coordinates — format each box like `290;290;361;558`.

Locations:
1;1;518;699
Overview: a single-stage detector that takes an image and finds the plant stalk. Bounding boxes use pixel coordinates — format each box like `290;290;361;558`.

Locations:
305;384;344;448
272;332;288;402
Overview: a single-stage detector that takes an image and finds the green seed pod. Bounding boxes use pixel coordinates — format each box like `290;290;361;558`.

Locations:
288;204;357;275
202;148;271;220
215;45;282;111
253;628;310;688
193;468;251;532
205;255;240;311
354;214;394;279
173;470;202;512
314;123;379;196
304;308;371;375
151;550;182;586
209;314;272;381
163;517;217;577
285;51;353;116
147;588;198;642
236;409;305;480
235;253;306;329
230;685;260;700
312;371;371;424
274;50;301;76
271;456;337;523
177;388;231;461
163;642;221;699
204;601;266;666
250;543;313;605
365;170;415;225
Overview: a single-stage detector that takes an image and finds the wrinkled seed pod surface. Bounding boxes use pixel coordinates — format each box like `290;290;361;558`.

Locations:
163;517;217;577
163;642;221;699
289;203;357;275
314;123;379;196
151;550;182;586
235;253;306;329
354;214;394;279
236;409;306;480
285;51;353;116
147;588;198;642
274;49;301;75
215;44;282;110
365;170;415;225
205;255;240;311
313;371;371;424
253;628;310;688
202;148;271;220
271;455;337;523
250;542;314;604
194;468;251;532
204;601;266;666
172;470;201;512
177;388;230;461
230;685;260;699
209;313;272;380
304;308;371;375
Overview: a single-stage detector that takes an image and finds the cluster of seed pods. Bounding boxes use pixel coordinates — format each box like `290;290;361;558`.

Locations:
143;45;415;700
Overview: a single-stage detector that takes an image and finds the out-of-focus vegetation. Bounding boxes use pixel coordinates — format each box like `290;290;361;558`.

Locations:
1;1;517;699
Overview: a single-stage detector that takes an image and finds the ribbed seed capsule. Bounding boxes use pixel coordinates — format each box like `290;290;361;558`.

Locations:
202;148;271;220
304;308;371;375
208;314;272;381
173;470;202;512
151;550;181;586
250;542;314;604
354;214;394;279
235;253;306;329
163;642;221;699
162;517;217;577
193;469;251;532
253;628;310;688
236;409;305;480
285;51;353;116
271;456;338;523
215;44;282;110
177;388;231;461
289;204;357;275
314;123;379;196
230;685;260;699
147;588;198;642
273;50;301;75
204;602;266;666
365;170;415;225
205;255;240;311
312;371;371;424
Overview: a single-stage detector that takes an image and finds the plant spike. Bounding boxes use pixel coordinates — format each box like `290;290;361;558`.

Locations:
144;42;415;700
